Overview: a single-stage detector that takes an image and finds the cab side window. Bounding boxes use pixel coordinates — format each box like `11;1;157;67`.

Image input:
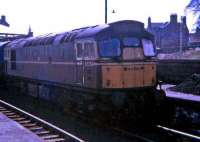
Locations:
142;39;155;57
84;42;95;58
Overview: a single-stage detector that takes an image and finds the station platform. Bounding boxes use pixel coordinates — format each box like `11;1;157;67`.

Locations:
0;112;43;142
163;84;200;102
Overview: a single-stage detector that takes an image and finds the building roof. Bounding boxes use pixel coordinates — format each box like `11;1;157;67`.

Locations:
151;23;163;28
150;22;170;29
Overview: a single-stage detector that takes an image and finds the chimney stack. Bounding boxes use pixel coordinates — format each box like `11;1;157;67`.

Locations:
181;16;186;25
170;14;177;24
148;17;151;28
1;15;5;22
28;26;33;37
0;15;9;27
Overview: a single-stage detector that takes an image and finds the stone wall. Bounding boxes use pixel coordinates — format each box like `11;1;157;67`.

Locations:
157;60;200;83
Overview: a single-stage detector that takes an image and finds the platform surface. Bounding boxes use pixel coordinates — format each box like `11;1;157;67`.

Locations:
0;112;43;142
163;84;200;102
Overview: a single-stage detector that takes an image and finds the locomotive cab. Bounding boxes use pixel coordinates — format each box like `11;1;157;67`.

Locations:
98;37;156;89
75;35;157;90
74;20;157;90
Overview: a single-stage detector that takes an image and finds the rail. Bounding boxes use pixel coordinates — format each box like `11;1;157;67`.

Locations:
157;125;200;141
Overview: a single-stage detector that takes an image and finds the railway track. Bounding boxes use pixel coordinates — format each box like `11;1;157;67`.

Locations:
0;96;155;142
49;104;200;142
0;92;200;142
0;99;85;142
0;95;155;142
0;99;165;142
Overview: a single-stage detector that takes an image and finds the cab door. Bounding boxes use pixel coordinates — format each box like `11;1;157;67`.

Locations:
75;41;97;87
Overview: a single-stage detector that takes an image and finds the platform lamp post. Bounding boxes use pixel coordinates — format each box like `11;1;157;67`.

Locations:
105;0;108;24
105;0;116;24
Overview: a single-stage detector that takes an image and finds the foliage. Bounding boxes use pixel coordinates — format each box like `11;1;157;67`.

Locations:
186;0;200;30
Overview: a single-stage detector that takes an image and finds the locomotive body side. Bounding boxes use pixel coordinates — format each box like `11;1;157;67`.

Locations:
5;38;77;85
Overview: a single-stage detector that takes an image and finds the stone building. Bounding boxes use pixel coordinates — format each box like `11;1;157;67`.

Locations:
147;14;189;53
189;28;200;48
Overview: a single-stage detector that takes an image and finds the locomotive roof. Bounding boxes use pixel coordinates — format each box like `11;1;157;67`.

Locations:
6;20;153;48
75;20;146;39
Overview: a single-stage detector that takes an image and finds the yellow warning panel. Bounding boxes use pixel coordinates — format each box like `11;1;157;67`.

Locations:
102;66;123;88
133;64;144;87
144;64;156;86
122;65;135;88
101;63;156;89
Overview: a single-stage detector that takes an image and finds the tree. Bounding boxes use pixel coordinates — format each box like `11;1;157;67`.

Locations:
186;0;200;10
185;0;200;31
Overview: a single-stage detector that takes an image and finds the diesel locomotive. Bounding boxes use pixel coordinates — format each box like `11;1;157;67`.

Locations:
3;20;165;124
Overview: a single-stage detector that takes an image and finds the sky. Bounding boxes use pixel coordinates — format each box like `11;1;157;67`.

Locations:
0;0;190;36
